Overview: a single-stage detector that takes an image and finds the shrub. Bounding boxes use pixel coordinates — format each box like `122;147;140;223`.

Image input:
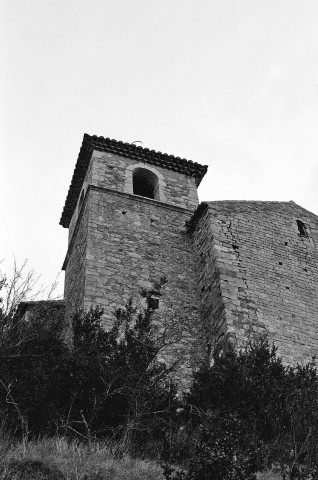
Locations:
67;299;178;452
163;338;318;480
0;277;177;454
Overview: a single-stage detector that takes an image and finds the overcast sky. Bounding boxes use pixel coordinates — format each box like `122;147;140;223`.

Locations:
1;0;317;298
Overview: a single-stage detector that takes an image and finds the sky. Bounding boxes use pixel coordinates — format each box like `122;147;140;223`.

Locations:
1;0;318;298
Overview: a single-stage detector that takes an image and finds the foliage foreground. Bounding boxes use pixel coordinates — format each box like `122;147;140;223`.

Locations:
162;340;318;480
1;272;318;479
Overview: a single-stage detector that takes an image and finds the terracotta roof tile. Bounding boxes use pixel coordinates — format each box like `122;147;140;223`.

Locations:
60;134;208;228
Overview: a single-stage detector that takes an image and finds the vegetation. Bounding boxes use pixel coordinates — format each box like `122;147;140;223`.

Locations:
162;340;318;480
0;267;318;479
0;275;177;455
0;436;163;479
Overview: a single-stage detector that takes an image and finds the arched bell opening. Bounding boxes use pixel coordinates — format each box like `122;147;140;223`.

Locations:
132;168;159;200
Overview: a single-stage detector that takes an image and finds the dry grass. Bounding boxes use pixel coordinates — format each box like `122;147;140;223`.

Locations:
257;471;283;480
0;435;164;480
0;433;286;480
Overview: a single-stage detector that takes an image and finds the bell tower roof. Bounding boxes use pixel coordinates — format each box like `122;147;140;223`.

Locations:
60;133;208;228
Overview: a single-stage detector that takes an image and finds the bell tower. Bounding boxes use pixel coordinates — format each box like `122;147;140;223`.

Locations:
60;134;207;335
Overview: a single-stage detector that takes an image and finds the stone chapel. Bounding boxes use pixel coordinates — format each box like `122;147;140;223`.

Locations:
60;133;318;367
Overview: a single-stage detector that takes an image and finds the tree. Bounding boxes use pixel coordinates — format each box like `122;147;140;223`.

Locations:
0;259;60;318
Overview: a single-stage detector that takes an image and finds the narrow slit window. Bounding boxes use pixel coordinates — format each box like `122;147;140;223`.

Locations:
148;290;161;310
148;297;159;310
133;168;159;200
296;220;308;237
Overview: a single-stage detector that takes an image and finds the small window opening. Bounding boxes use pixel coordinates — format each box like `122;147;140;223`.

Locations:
296;220;308;237
133;168;159;199
148;297;159;310
148;290;161;310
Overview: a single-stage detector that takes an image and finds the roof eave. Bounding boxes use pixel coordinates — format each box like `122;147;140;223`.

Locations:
60;134;208;228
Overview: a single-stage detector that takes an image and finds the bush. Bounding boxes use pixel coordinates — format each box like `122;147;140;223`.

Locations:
0;279;177;453
162;338;318;480
0;300;69;436
67;300;178;452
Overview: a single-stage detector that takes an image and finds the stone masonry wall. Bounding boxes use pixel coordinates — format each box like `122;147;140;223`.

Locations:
63;149;204;371
198;201;318;365
82;186;204;375
63;199;89;324
68;160;93;243
63;145;318;370
189;204;229;357
90;150;199;210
